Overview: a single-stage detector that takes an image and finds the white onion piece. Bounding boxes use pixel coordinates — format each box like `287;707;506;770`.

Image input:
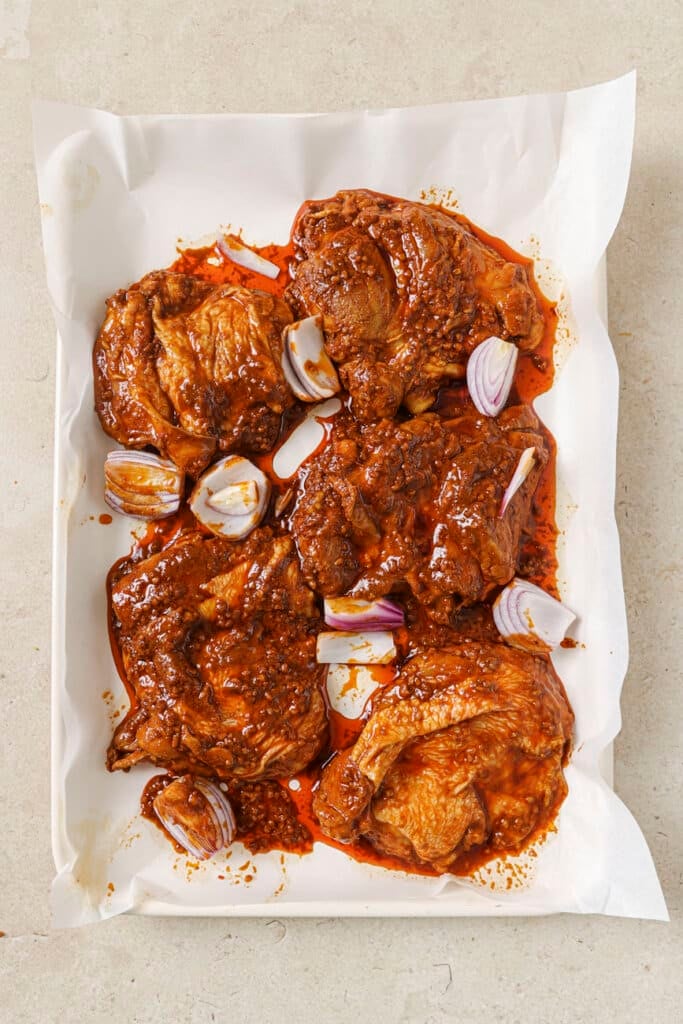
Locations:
190;456;270;539
311;397;342;419
324;597;405;631
104;449;183;520
216;233;279;279
325;663;389;718
316;630;396;665
152;777;235;860
282;316;340;402
272;399;341;480
499;446;536;516
466;335;518;417
493;578;576;652
208;479;259;517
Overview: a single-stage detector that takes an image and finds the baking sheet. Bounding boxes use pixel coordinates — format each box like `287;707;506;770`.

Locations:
33;71;668;925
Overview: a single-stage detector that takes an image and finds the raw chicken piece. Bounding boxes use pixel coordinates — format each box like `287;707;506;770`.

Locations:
313;641;573;871
108;527;327;779
287;190;544;420
290;403;547;619
94;271;294;476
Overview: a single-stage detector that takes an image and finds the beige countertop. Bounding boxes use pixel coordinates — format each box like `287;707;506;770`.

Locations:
1;2;680;1021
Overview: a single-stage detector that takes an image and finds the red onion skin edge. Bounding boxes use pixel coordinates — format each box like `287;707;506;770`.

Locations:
154;780;235;859
284;322;338;402
467;338;518;417
473;345;492;416
153;814;213;860
323;597;405;632
324;613;404;631
499;448;534;518
282;339;319;401
106;450;177;467
494;580;574;653
493;588;516;637
195;780;236;847
104;491;180;520
492;345;518;406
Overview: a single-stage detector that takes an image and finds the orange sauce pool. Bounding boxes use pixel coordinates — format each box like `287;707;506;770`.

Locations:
109;194;560;881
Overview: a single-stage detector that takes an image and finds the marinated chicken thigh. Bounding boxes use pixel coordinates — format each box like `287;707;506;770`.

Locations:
287;190;544;420
94;271;294;476
313;641;573;871
290;403;547;619
108;527;327;779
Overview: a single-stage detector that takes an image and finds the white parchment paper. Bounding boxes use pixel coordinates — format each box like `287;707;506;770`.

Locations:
33;72;668;925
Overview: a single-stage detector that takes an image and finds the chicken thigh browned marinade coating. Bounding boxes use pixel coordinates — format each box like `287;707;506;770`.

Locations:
314;641;573;871
107;526;327;780
290;402;547;619
287;190;544;420
94;271;294;476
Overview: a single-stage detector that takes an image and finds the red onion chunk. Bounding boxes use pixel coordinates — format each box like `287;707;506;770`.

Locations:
152;776;236;860
272;399;341;479
324;596;405;631
194;780;236;847
216;233;279;279
104;489;179;520
282;316;340;402
190;456;269;539
316;630;396;665
466;336;518;417
273;417;325;479
493;578;576;652
499;446;536;516
281;340;316;401
104;448;184;520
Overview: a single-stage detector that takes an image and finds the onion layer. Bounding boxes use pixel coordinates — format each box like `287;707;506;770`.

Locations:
194;780;236;847
190;456;270;539
282;316;340;402
216;233;280;279
208;479;259;517
466;335;518;417
272;398;341;480
152;776;236;860
104;449;184;520
499;446;536;516
324;597;405;631
316;630;396;665
493;578;576;652
325;664;388;718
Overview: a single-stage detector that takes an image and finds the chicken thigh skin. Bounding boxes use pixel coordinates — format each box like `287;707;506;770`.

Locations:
313;641;573;871
108;527;327;780
287;190;544;420
94;271;294;476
